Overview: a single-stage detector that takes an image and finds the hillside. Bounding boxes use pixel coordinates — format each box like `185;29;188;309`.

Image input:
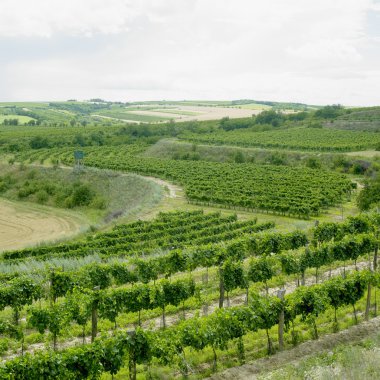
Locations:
0;103;380;380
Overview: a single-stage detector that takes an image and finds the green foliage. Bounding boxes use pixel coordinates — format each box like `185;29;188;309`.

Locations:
0;277;42;325
302;245;332;272
28;303;69;349
0;166;105;210
234;150;245;163
305;156;321;169
3;211;272;261
182;127;380;151
314;104;344;119
1;268;377;379
324;276;347;316
357;176;380;211
29;136;49;149
50;270;74;301
82;264;112;290
64;183;94;208
65;289;92;329
255;110;285;126
313;222;341;244
287;285;329;329
222;259;247;293
30;145;353;217
248;257;275;285
151;278;196;309
2;211;380;377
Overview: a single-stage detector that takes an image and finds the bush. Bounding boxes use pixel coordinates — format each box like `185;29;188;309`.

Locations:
255;110;285;126
30;136;49;149
64;184;94;208
0;339;9;355
90;196;107;210
234;151;245;163
17;182;38;198
27;170;37;180
357;177;380;211
0;174;15;193
36;189;49;204
315;105;344;119
268;152;287;165
308;122;323;128
305;157;321;169
43;183;57;196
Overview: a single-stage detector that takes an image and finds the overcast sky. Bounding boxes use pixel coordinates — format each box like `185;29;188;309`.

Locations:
1;0;380;105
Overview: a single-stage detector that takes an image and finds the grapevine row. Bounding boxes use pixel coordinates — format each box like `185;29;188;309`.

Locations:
1;270;379;379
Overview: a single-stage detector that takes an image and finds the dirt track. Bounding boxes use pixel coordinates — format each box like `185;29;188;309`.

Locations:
0;199;87;252
141;175;181;198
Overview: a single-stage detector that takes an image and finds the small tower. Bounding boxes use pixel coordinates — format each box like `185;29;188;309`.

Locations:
74;150;85;170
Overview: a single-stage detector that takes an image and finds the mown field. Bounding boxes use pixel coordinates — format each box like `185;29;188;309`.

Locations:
0;103;380;380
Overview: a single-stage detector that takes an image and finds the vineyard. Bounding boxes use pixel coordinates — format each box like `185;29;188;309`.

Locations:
181;127;380;151
1;210;274;261
2;0;380;374
1;103;380;379
0;211;379;379
13;145;354;218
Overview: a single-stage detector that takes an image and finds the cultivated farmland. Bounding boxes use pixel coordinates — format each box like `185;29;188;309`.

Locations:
0;102;380;380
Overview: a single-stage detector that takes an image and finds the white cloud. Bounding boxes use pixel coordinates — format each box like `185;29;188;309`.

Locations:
0;0;141;37
0;0;379;105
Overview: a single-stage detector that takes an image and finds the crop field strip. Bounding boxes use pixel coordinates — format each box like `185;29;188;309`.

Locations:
0;212;379;379
181;127;380;151
1;211;274;261
14;145;353;218
93;109;172;123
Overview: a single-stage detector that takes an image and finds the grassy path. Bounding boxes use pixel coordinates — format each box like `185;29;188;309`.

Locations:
209;315;380;380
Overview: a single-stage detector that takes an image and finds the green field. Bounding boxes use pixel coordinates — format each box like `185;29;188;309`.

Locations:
0;114;36;125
